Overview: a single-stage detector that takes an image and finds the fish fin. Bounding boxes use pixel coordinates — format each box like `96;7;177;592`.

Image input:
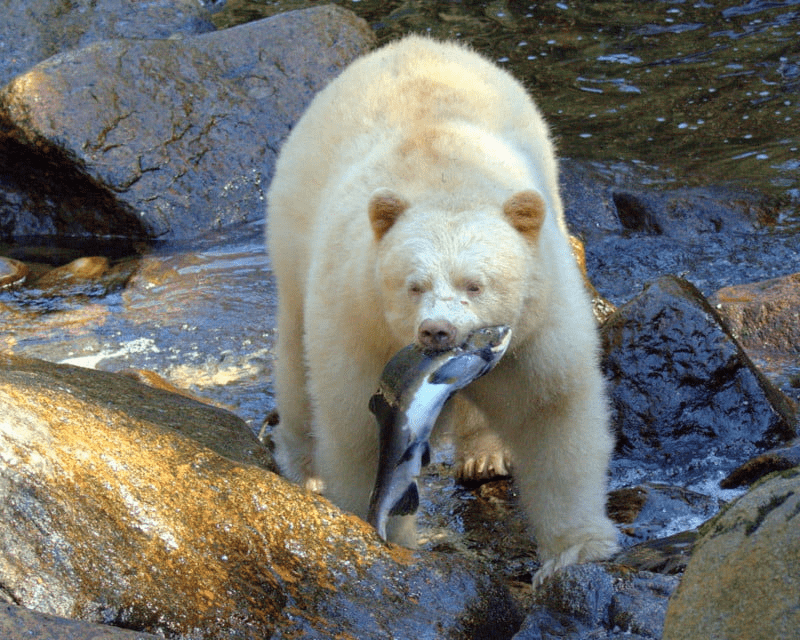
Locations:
421;441;431;467
389;482;419;516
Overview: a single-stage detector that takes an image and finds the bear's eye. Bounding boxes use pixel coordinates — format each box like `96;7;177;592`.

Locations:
408;281;425;295
465;281;482;296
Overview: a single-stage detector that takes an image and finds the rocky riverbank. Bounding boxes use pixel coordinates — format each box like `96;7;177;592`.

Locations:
0;2;797;639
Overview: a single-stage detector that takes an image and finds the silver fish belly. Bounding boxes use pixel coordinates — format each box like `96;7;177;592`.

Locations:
367;325;512;540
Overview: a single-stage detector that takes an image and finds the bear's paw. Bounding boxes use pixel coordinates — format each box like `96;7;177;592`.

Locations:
454;451;512;483
532;534;620;589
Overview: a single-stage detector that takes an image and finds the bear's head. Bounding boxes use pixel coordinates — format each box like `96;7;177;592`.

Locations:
370;188;549;350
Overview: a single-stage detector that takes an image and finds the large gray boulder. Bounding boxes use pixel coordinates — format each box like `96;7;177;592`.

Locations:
0;5;375;240
663;467;800;640
0;0;216;88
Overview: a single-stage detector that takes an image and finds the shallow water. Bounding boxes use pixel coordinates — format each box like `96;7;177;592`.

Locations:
216;0;800;229
0;221;276;429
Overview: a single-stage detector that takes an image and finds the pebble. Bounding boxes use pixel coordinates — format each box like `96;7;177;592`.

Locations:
0;257;29;288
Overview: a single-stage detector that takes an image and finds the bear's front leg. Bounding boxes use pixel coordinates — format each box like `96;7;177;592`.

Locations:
272;307;319;491
477;371;619;587
515;394;619;587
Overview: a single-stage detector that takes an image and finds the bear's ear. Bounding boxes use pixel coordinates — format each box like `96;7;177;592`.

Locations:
503;190;546;240
369;188;409;240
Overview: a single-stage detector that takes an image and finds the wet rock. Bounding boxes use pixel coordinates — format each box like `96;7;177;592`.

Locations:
614;530;698;576
32;256;109;286
513;564;679;640
709;272;800;356
0;603;160;640
0;257;28;288
609;483;721;549
0;5;375;241
14;256;137;302
720;438;800;489
610;187;763;239
560;161;798;307
419;471;538;599
0;0;216;88
0;354;519;639
663;468;800;640
602;275;797;486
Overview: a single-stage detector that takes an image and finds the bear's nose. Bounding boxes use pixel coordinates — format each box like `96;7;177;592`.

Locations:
418;319;458;350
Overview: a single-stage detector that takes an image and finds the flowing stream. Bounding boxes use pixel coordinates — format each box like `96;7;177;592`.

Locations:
217;0;800;229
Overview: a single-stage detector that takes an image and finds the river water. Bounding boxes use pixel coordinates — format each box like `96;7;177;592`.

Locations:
217;0;800;229
1;0;798;434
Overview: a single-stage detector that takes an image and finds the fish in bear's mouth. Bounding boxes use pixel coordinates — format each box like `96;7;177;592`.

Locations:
367;325;512;540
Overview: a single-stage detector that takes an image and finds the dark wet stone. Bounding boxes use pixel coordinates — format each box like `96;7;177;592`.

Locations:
559;159;625;239
0;354;519;639
513;564;678;640
602;275;797;484
609;483;720;549
615;530;699;576
0;0;216;88
0;604;160;640
559;161;798;308
419;470;538;597
720;438;800;489
610;187;763;238
0;5;375;241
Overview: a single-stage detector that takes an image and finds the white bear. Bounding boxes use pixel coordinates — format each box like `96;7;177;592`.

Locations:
266;36;619;584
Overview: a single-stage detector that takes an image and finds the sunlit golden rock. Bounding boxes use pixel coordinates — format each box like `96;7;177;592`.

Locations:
0;354;516;638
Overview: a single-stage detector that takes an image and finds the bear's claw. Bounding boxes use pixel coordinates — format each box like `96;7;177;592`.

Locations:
454;453;512;482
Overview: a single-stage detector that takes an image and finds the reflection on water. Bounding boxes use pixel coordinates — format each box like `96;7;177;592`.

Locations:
0;221;276;428
216;0;800;227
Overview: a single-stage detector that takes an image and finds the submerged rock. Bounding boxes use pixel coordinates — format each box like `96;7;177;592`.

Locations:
0;5;375;241
720;438;800;489
0;257;28;288
513;564;678;640
663;467;800;640
609;483;720;550
0;354;519;639
602;275;797;485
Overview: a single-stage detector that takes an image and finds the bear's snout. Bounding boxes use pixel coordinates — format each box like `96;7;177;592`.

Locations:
418;319;458;350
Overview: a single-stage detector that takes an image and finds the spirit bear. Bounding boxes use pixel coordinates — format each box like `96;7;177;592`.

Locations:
267;36;619;583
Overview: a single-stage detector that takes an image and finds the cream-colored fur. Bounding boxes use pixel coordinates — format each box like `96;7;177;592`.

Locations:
266;36;618;584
